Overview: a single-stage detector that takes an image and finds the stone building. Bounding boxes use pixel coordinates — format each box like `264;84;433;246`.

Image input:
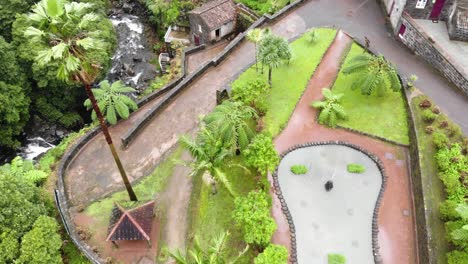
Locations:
188;0;237;45
447;0;468;41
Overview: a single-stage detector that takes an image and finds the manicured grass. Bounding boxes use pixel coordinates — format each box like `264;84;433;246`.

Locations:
85;146;184;224
232;28;337;136
290;164;308;175
347;163;366;174
187;156;258;263
332;44;409;145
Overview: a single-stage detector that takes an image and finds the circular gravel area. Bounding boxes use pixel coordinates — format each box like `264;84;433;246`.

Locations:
277;144;382;263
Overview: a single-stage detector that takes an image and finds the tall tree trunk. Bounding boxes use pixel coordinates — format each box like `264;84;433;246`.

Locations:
84;84;138;201
268;67;272;87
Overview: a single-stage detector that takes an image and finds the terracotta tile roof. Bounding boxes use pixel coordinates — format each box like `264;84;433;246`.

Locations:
190;0;237;30
106;201;155;241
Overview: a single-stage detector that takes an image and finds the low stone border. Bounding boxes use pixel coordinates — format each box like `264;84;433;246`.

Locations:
55;1;317;262
272;141;387;264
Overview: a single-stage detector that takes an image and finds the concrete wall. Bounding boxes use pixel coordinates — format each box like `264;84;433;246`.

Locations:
398;13;468;95
382;0;408;30
209;21;235;41
404;0;455;20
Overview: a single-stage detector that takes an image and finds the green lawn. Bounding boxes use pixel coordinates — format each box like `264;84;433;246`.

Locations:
187;156;258;263
232;28;337;136
332;44;410;145
85;146;184;224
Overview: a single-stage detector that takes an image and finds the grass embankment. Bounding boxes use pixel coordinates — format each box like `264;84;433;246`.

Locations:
236;0;290;15
232;28;337;136
188;156;258;263
85;146;184;224
332;44;409;145
411;95;465;264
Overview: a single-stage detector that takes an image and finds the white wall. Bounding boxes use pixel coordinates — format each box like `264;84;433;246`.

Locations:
209;21;235;41
382;0;408;31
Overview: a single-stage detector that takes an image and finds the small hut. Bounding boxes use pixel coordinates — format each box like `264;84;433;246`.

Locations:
106;201;155;247
189;0;238;45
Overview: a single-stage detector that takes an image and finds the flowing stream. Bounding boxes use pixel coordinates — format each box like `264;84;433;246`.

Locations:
2;5;156;164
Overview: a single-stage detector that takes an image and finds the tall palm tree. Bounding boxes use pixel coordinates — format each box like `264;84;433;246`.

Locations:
24;0;137;201
311;88;347;128
168;231;248;264
246;28;263;73
84;80;138;125
180;126;241;197
204;101;257;154
343;54;401;96
257;33;292;86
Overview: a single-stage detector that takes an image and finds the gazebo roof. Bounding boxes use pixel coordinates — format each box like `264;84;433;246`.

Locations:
106;201;155;241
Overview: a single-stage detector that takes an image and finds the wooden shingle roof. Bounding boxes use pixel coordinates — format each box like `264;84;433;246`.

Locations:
190;0;237;30
106;201;155;241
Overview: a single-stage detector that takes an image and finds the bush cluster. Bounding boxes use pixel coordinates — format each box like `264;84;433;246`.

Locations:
254;244;289;264
347;163;366;174
422;109;438;123
232;78;270;115
290;164;308;175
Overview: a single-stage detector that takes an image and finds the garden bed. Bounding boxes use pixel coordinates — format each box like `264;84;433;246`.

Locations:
231;28;338;136
331;44;409;145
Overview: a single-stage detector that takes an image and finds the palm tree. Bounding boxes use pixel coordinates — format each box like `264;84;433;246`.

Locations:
168;231;248;264
24;0;137;201
180;126;241;197
343;54;401;96
246;28;263;73
204;101;257;154
257;33;292;86
311;88;347;128
84;80;138;125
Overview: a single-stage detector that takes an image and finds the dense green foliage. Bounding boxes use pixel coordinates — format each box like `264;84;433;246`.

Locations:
412;95;467;262
17;216;63;264
84;80;138;125
244;133;279;176
0;36;30;148
0;0;37;40
347;163;366;174
10;0;116;129
236;0;290;14
254;244;288;264
232;28;337;136
204;101;258;153
0;157;48;184
232;190;276;248
143;0;195;36
332;44;409;145
231;78;270;115
343;53;401;96
290;164;307;175
168;231;248;264
328;253;346;264
311;88;347;128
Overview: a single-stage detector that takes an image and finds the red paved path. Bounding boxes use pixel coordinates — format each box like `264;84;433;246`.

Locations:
271;30;417;264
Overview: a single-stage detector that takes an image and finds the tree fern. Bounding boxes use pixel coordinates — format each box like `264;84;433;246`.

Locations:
311;88;347;128
0;157;48;184
84;80;138;125
343;54;402;96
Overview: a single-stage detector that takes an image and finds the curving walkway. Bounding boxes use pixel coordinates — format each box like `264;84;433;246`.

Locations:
271;30;417;263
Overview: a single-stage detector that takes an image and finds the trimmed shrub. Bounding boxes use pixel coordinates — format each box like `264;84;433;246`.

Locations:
232;191;276;248
244;133;280;176
328;253;346;264
447;250;468;264
290;165;308;175
433;131;449;149
422;109;437;123
347;163;366;174
254;244;288;264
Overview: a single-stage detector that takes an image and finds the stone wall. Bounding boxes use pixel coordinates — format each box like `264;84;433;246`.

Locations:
404;0;455;20
398;13;468;95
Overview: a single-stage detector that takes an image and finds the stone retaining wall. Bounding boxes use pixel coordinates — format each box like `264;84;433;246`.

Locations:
272;141;388;264
55;1;315;263
398;13;468;95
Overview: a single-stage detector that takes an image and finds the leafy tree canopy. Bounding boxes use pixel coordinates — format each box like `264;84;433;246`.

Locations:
232;190;276;247
254;244;288;264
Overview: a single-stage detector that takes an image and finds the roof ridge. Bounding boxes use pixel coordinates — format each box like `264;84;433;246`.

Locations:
194;0;231;14
106;202;153;241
